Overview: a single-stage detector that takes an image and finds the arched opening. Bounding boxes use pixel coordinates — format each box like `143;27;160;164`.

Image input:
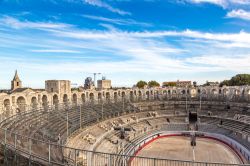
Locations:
3;99;10;116
53;94;59;108
89;93;94;103
155;90;159;99
114;92;118;102
146;91;150;100
31;97;38;109
106;92;110;102
72;94;77;105
17;96;26;112
121;91;126;100
138;91;142;101
211;89;217;95
42;95;48;109
63;94;68;105
98;92;102;103
81;93;86;103
223;89;229;96
130;91;134;101
182;89;186;94
234;89;240;96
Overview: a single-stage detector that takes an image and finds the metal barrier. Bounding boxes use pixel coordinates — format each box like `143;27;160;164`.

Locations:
0;100;250;165
1;124;250;165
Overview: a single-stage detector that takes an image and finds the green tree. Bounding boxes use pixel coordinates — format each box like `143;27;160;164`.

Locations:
148;80;160;88
220;74;250;86
163;82;176;87
219;80;230;87
203;81;210;86
136;80;147;89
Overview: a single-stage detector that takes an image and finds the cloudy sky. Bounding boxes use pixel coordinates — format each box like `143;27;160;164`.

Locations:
0;0;250;89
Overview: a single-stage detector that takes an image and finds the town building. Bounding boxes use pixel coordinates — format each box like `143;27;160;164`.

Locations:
163;80;192;87
97;77;111;89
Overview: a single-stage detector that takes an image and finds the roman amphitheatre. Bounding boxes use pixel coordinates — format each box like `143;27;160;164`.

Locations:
0;74;250;166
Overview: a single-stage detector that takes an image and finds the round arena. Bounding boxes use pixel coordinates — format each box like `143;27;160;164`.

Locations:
0;82;250;166
132;136;242;165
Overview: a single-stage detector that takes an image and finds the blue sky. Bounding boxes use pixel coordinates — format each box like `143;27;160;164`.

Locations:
0;0;250;88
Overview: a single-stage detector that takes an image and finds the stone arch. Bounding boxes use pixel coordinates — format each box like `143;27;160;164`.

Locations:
106;92;110;102
223;88;229;95
31;96;38;109
114;92;118;102
42;95;48;109
53;94;59;106
81;93;86;103
201;89;207;95
211;89;217;95
138;91;142;101
234;89;241;96
146;91;150;100
72;93;77;105
98;92;102;102
121;91;126;99
3;99;11;115
130;91;134;101
89;93;94;102
17;96;26;112
63;94;68;104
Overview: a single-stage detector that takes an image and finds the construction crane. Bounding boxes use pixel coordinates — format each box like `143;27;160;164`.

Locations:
93;73;101;86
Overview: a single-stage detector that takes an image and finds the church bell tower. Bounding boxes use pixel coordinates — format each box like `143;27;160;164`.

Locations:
11;70;22;90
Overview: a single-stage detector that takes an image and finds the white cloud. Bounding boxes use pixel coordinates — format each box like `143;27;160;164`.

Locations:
189;0;250;8
186;54;250;71
29;49;81;53
50;28;250;45
84;0;131;15
1;17;250;88
190;0;228;8
82;15;151;26
226;9;250;21
0;16;72;29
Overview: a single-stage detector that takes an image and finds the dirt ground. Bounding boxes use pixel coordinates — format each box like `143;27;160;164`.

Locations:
131;136;242;166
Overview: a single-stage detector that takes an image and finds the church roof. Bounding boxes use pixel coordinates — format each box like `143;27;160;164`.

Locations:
11;88;31;93
13;70;21;81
